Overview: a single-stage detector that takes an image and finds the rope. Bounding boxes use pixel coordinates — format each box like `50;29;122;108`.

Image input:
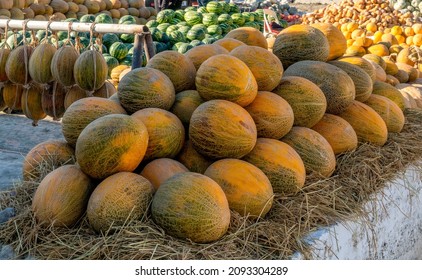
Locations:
22;20;30;87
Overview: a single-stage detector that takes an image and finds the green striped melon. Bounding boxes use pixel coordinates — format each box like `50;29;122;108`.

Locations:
117;68;176;113
189;100;257;159
195;54;257;107
281;127;336;178
184;11;203;26
273;76;327;127
206;1;223;14
109;42;129;61
242;138;306;195
202;13;218;26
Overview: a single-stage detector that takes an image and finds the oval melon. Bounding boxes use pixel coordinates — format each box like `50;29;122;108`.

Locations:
311;114;358;155
75;114;149;180
363;94;405;133
242;138;306;195
281;127;336;178
283;61;355;115
140;158;189;191
151;172;230;243
87;172;154;233
204;159;273;218
189;100;257;159
338;100;388;146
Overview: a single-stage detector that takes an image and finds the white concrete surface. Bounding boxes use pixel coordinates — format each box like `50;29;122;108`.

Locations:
295;164;422;259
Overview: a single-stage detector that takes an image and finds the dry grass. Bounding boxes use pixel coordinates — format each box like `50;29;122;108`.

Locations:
1;109;422;260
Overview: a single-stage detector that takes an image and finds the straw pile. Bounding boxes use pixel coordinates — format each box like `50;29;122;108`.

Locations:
1;109;422;260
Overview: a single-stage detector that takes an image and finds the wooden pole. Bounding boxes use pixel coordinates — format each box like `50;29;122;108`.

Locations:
131;33;145;69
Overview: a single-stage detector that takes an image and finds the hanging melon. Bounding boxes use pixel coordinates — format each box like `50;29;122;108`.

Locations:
87;172;154;233
0;48;11;83
28;43;56;85
73;49;108;92
5;45;33;85
2;82;24;111
41;81;66;120
64;85;87;110
151;172;230;243
51;45;79;87
21;82;47;126
204;159;273;218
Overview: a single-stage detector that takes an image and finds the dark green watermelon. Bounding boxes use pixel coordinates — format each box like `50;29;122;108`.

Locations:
102;33;120;50
95;13;113;24
109;42;129;61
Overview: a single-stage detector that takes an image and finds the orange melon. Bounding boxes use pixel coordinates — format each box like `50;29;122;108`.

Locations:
195;54;257;107
224;27;268;49
273;25;329;68
176;140;214;174
22;140;75;183
117;67;176;113
189;100;257;159
337;56;377;82
184;44;229;70
213;38;246;51
283;61;355;115
244;91;294;139
132;108;185;161
311;114;358;155
311;22;347;61
204;159;273;218
151;172;230;243
140;158;189;191
273;76;327;128
61;97;127;147
363;94;405;133
87;172;154;233
328;60;373;102
170;90;204;126
281;127;336;178
32;165;93;227
75;114;149;180
372;81;406;110
242;138;306;195
338;100;388;146
146;50;196;93
229;45;284;92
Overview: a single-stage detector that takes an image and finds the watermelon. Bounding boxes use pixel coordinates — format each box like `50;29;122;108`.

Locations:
187;27;206;41
202;37;217;44
120;33;134;44
197;6;208;14
185;6;197;12
220;1;231;13
149;27;163;41
95;14;113;24
119;15;137;25
202;13;218;27
178;26;191;36
109;42;129;61
169;18;181;25
120;55;133;66
80;14;95;23
218;14;233;24
156;9;175;24
177;43;193;54
166;25;179;34
174;10;185;21
102;33;120;50
104;56;119;75
229;3;240;13
184;11;203;26
231;13;245;26
146;20;159;28
219;23;233;34
189;40;205;47
242;12;255;22
168;30;186;45
207;25;223;36
157;23;171;33
206;1;223;14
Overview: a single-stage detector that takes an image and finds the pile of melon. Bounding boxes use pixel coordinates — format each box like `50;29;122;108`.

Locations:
21;24;418;244
0;0;156;23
